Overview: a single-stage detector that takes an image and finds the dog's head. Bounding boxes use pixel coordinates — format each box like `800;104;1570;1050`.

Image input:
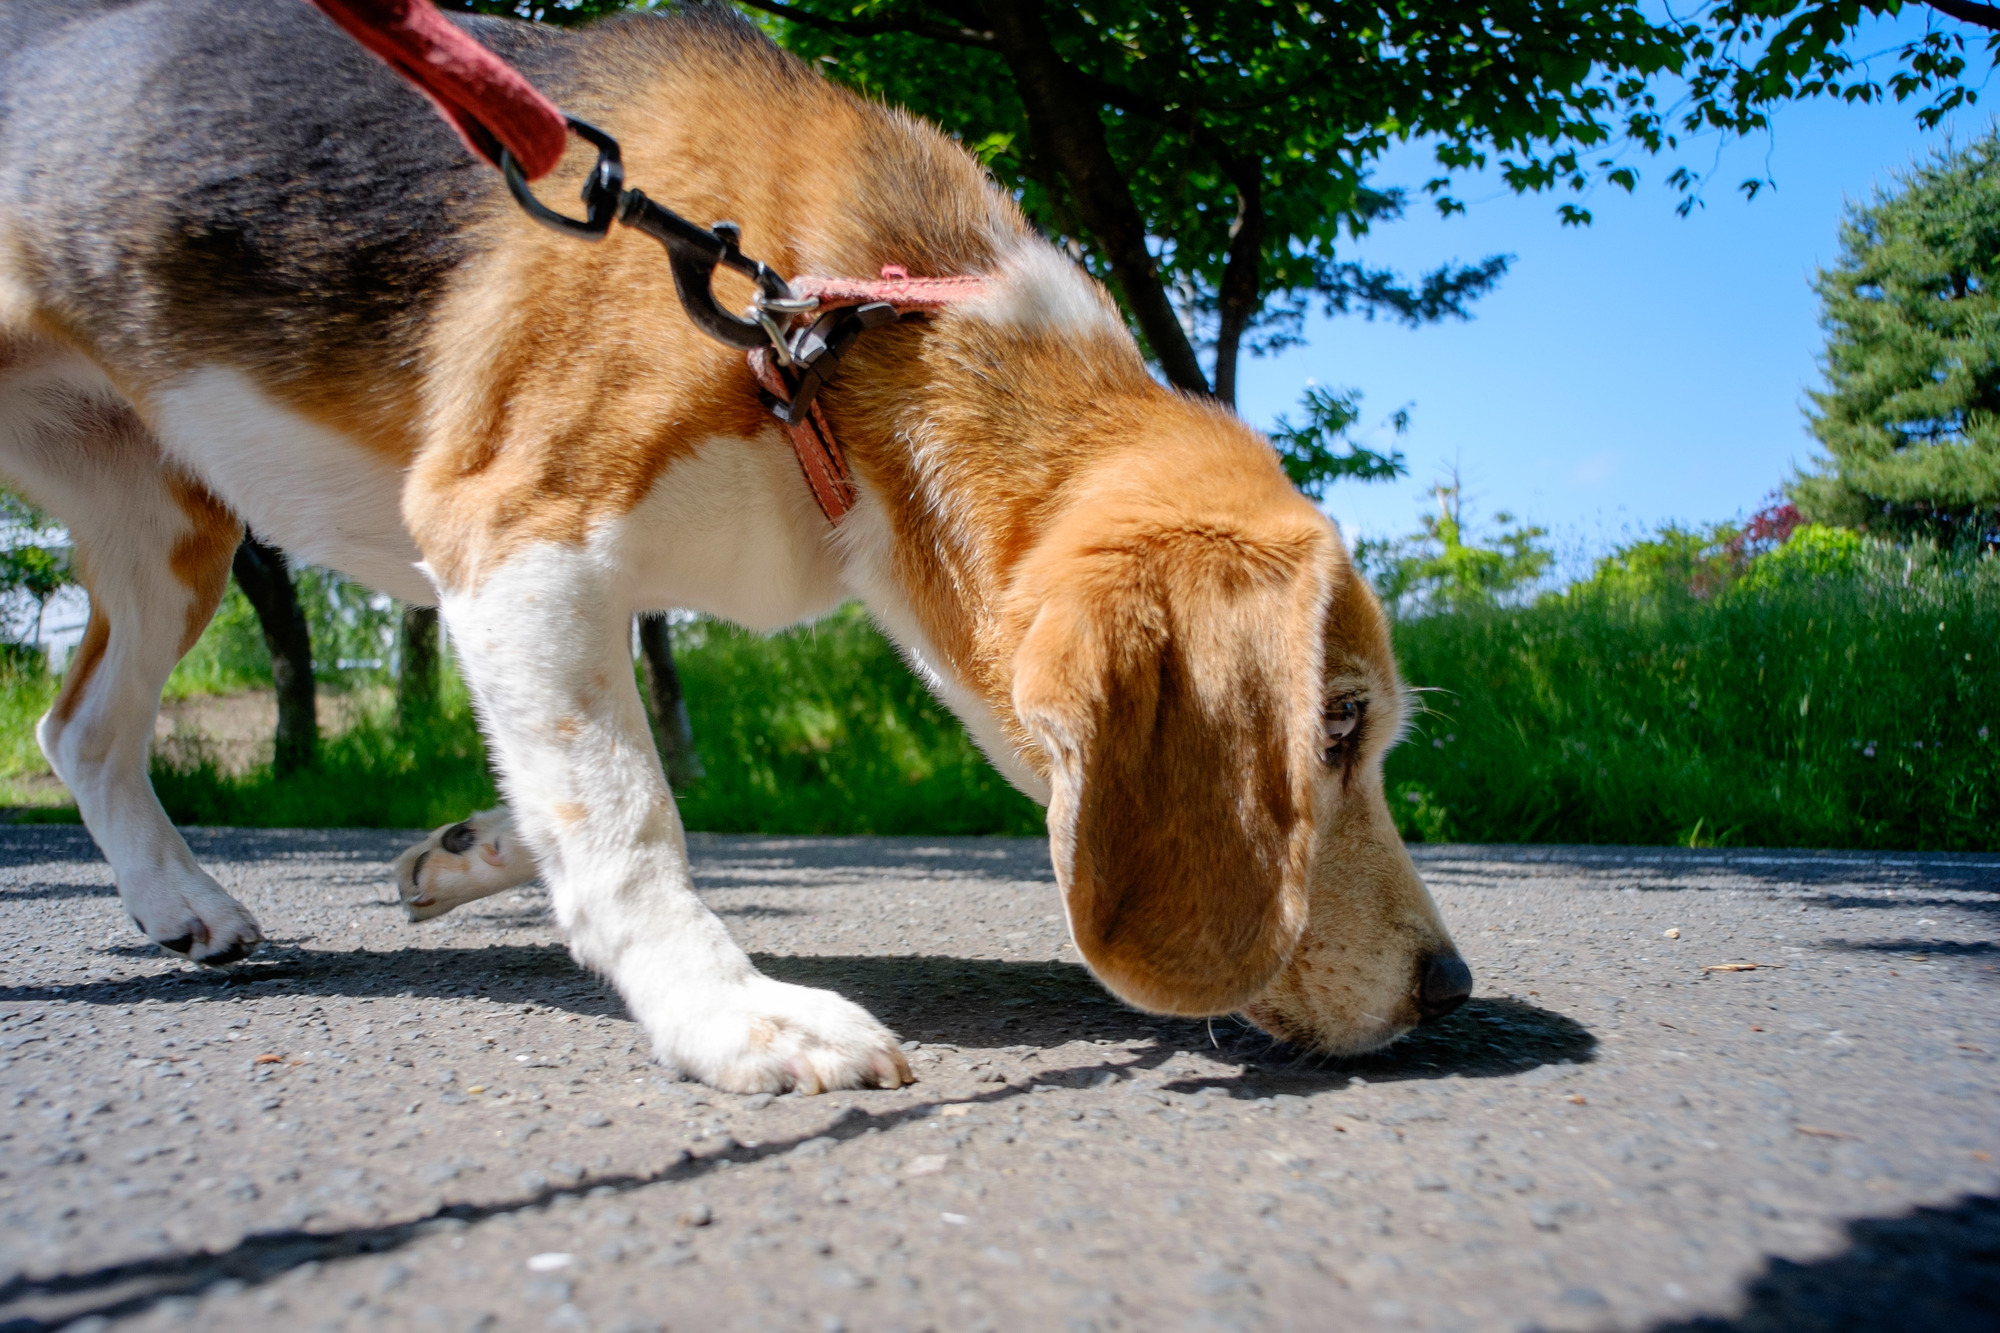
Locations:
1004;401;1466;1054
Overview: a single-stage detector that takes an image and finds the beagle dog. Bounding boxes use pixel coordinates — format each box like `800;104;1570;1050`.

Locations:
0;0;1469;1092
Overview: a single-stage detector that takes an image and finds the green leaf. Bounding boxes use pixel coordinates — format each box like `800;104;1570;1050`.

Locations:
1269;385;1408;500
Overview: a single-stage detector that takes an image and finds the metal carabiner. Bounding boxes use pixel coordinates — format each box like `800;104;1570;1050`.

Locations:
501;118;806;354
499;117;624;239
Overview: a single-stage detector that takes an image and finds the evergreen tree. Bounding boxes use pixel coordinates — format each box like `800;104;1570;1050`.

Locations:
1793;131;2000;545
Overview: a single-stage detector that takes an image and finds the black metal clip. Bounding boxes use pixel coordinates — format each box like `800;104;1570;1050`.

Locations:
500;116;624;238
500;117;807;351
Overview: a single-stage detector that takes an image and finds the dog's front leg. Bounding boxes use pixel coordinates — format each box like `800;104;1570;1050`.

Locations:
434;544;909;1093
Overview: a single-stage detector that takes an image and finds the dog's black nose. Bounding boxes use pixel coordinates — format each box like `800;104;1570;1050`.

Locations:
1417;951;1473;1023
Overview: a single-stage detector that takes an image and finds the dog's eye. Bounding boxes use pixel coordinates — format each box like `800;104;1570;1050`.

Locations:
1320;699;1364;766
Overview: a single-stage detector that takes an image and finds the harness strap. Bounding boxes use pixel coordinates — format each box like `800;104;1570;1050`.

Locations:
750;268;991;525
306;0;567;178
749;348;855;523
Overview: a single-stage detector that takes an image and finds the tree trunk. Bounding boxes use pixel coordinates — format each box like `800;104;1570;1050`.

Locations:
1213;167;1265;409
231;534;316;776
398;604;439;725
636;614;703;790
980;0;1213;397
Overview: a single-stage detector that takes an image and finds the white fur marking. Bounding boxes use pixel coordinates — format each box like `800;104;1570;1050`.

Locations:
438;539;906;1091
0;344;263;962
150;367;430;603
616;431;845;628
966;241;1124;340
834;490;1050;805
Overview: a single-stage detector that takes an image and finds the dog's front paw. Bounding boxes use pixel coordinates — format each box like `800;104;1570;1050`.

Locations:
126;873;263;966
394;808;534;921
663;977;913;1095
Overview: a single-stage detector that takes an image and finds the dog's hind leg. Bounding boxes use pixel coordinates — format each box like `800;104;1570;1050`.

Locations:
422;538;910;1094
0;336;260;963
393;805;537;920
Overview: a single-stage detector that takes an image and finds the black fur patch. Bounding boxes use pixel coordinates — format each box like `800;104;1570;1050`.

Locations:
1;0;528;384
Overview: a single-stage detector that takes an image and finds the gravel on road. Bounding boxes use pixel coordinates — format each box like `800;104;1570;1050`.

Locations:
0;828;1995;1333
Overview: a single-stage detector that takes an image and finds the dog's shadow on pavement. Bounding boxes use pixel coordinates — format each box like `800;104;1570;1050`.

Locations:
4;944;1595;1089
758;953;1598;1088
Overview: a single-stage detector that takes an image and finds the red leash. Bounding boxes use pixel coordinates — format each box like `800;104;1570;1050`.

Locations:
303;0;988;525
307;0;566;179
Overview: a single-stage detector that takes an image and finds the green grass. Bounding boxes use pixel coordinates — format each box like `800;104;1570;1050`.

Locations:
1382;540;2000;849
3;537;1991;848
670;606;1042;835
1;602;1044;834
163;581;277;698
146;693;500;831
0;666;54;779
0;665;64;813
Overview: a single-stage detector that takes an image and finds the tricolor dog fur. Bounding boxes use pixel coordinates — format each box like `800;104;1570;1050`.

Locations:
0;0;1470;1093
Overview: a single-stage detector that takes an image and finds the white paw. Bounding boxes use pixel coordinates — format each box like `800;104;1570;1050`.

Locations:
394;808;533;921
124;873;262;966
659;977;914;1095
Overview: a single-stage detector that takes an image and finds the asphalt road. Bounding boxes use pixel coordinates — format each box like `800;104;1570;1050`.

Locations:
1;827;1996;1333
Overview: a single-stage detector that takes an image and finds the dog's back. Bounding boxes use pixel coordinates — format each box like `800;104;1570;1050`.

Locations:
0;0;510;390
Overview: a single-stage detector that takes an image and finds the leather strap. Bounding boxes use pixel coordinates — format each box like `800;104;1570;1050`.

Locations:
751;267;990;525
305;0;568;178
749;346;856;523
792;269;990;311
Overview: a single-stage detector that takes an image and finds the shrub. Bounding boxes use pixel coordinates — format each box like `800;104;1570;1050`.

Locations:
1736;523;1866;591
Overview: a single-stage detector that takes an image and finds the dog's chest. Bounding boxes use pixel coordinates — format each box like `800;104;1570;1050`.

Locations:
150;366;430;602
616;433;847;628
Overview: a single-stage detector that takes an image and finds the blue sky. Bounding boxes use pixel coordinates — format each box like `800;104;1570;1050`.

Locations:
1233;15;1976;570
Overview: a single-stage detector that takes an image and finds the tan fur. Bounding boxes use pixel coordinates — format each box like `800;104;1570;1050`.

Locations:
165;472;242;656
407;27;1020;588
49;606;108;728
1007;430;1331;1012
1245;568;1455;1048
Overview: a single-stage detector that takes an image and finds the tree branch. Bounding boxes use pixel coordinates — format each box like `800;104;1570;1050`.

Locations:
1925;0;2000;31
980;0;1211;395
731;0;995;49
1213;153;1263;409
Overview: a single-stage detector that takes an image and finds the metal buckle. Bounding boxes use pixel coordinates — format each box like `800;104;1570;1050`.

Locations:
750;294;820;366
763;303;899;424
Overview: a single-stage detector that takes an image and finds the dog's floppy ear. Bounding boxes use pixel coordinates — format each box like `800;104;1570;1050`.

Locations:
1012;542;1326;1015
